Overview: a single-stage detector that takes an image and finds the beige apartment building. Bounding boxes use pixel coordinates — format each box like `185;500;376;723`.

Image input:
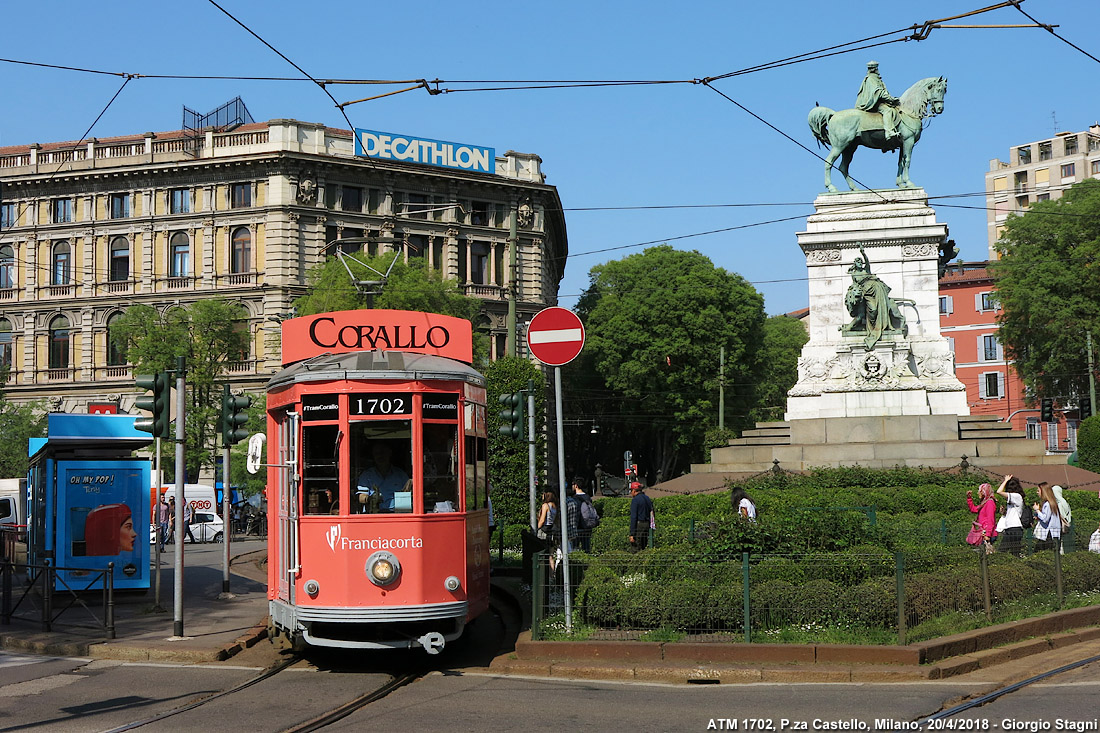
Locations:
0;118;568;413
985;123;1100;256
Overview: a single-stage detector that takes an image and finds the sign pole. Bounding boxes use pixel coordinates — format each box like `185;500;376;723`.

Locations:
173;356;186;638
555;366;572;632
527;380;537;530
153;438;163;611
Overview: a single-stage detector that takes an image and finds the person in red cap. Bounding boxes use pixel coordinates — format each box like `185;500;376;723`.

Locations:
84;504;137;556
628;482;653;553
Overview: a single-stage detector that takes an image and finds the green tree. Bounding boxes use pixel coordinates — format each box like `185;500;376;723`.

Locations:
294;253;487;362
574;245;766;479
749;315;809;423
110;299;250;480
228;394;267;498
485;356;544;528
992;178;1100;401
0;397;46;477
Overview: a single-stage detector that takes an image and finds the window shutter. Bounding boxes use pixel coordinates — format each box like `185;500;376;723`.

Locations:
947;337;955;353
998;373;1006;398
946;295;953;314
975;294;983;311
978;373;987;398
977;335;985;361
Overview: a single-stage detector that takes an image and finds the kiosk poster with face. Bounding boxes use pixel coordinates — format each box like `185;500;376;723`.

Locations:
56;460;150;589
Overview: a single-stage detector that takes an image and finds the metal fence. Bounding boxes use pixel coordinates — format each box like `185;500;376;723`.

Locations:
531;541;1100;644
1;559;117;638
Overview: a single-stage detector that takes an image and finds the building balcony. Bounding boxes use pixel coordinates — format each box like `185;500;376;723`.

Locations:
159;276;195;291
226;359;255;374
99;365;132;380
462;283;507;300
44;368;73;381
217;272;259;286
0;289;17;302
41;284;76;298
98;280;134;295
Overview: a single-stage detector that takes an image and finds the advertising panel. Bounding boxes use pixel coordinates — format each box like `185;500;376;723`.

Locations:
353;128;495;174
56;460;150;590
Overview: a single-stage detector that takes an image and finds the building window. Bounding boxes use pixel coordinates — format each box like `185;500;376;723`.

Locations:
231;320;250;361
982;334;1001;362
403;193;428;219
432;238;443;272
1013;171;1027;192
367;189;381;215
981;372;1002;398
51;241;71;285
470;241;489;284
230;183;251;209
995;201;1010;220
0;318;11;371
48;315;70;369
1039;142;1052;161
1017;146;1031;165
938;295;952;315
1067;420;1079;452
407;234;427;261
109;236;129;282
170;189;190;214
109;193;130;219
977;292;996;311
231;227;251;273
1034;168;1050;186
0;203;15;229
1092;160;1100;175
1061;163;1076;178
1064;137;1078;155
1090;137;1100;152
106;313;126;366
341;186;362;212
1026;419;1041;440
51;198;72;223
170;232;190;277
1037;193;1050;202
1046;422;1059;452
0;245;14;290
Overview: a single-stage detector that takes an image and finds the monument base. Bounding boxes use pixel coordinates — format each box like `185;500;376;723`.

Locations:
692;415;1063;473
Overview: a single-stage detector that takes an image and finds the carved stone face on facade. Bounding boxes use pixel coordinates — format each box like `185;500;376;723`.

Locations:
297;177;317;204
517;199;534;229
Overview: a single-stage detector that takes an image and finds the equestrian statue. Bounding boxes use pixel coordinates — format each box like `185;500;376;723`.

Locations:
808;62;947;193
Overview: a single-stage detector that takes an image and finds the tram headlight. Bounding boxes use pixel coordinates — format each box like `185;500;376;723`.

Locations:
445;576;461;592
304;579;320;597
365;551;401;587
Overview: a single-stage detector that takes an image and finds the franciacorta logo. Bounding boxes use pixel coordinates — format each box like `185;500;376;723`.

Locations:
324;526;425;552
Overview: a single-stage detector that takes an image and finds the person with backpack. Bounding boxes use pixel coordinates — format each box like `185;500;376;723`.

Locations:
995;474;1026;556
629;481;654;553
572;477;599;552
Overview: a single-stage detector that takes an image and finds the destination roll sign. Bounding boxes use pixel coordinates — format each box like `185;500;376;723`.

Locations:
281;310;474;365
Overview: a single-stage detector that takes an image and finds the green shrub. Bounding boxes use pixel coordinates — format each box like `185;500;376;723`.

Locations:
1061;552;1100;592
662;579;711;629
845;578;896;628
752;556;805;585
1077;415;1100;473
622;579;663;628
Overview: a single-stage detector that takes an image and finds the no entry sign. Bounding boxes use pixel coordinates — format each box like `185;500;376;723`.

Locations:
527;307;585;366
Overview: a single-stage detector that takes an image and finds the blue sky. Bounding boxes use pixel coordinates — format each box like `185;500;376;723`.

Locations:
2;0;1097;315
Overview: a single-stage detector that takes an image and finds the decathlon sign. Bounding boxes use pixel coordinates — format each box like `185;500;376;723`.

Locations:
354;128;496;174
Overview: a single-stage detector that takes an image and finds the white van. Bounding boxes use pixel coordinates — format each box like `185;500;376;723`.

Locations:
151;484;226;544
0;478;27;537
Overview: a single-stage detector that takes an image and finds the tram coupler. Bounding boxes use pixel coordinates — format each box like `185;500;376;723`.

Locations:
417;631;446;654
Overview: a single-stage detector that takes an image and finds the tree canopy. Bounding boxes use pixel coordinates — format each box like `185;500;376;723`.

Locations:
750;315;809;423
110;298;251;480
571;245;766;479
992;178;1100;402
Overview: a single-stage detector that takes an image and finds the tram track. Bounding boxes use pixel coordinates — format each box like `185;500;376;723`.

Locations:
907;652;1100;731
277;671;422;733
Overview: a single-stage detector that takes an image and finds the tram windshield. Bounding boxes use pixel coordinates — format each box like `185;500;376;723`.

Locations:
351;421;413;514
423;423;458;512
302;424;339;515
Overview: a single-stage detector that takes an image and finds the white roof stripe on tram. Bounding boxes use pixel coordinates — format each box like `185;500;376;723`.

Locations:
528;328;583;344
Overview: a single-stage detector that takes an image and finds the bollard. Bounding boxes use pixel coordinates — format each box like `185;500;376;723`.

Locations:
43;560;53;632
106;562;115;639
1;560;10;624
531;551;545;640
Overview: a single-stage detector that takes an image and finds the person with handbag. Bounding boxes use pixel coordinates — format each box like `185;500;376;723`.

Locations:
535;491;559;570
966;482;997;550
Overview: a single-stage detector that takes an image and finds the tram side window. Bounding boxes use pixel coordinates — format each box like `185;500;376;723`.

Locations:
476;435;487;509
465;436;480;511
351;420;412;514
302;425;340;515
423;423;458;512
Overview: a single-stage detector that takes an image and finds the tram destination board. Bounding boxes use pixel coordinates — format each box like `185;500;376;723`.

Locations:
301;393;414;421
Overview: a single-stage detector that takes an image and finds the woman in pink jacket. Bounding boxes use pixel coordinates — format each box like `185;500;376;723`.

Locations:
966;482;998;547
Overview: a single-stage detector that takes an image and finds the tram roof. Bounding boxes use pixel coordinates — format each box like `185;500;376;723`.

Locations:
268;349;485;391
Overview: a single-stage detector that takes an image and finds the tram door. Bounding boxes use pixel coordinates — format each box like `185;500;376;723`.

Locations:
275;411;299;604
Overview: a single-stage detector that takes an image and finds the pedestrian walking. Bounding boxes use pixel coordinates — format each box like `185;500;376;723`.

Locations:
629;482;654;553
182;500;197;544
156;496;171;552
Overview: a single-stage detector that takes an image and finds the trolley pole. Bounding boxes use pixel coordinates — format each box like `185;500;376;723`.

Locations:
506;203;518;358
554;366;573;631
173;356;187;638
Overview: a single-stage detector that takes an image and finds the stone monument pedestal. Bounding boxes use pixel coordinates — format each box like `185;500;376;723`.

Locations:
785;188;967;420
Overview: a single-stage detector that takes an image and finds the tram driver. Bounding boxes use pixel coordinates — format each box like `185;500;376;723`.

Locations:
355;442;411;513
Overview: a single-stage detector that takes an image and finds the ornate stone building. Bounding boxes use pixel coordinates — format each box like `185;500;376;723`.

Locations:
0;119;567;413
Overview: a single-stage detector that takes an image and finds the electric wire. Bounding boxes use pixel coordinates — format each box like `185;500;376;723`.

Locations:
1013;3;1100;66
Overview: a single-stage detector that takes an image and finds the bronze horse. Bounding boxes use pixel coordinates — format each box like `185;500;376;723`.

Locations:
808;76;947;192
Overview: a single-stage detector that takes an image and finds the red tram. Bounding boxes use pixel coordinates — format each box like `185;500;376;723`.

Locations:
266;310;491;653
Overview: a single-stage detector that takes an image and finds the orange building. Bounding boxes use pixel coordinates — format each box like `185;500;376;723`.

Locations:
939;261;1076;454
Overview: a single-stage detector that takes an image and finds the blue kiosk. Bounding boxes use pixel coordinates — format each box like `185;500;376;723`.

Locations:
27;414;152;591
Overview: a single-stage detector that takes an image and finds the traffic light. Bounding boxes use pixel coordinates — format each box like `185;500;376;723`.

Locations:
497;391;525;439
1080;396;1092;421
134;372;171;438
221;385;252;446
1040;397;1054;423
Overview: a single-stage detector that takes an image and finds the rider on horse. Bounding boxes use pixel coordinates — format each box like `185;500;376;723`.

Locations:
855;61;900;148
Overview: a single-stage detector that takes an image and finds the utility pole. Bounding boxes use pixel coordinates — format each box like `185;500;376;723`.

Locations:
506;201;518;357
172;356;187;639
719;346;726;430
